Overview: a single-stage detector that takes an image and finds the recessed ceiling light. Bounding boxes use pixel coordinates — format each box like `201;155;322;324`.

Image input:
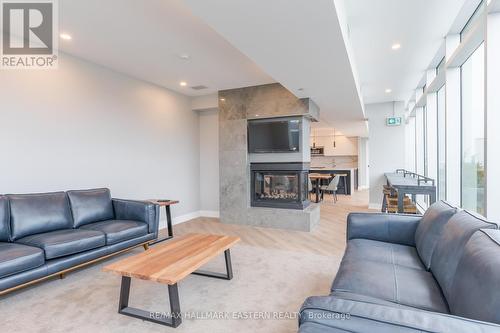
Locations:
178;53;190;60
60;33;72;40
180;81;187;87
391;43;401;50
385;88;392;93
219;98;225;101
255;114;260;117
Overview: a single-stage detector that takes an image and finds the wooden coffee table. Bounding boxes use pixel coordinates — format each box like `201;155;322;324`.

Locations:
103;233;240;328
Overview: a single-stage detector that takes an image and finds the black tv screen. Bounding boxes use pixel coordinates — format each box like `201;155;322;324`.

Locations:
248;118;301;153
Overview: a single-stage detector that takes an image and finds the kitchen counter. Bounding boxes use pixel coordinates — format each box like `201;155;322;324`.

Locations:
310;166;357;171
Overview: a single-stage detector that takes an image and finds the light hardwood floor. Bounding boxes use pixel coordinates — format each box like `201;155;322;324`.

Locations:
167;190;373;256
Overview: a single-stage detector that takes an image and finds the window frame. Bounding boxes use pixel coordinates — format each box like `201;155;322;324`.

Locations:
459;42;486;215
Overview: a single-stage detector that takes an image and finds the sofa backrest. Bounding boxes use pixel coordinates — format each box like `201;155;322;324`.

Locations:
448;229;500;324
430;210;498;300
8;192;73;241
0;195;10;242
414;201;457;269
67;188;114;228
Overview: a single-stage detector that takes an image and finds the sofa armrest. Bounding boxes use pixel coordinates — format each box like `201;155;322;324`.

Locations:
347;212;421;246
112;199;159;237
299;296;500;333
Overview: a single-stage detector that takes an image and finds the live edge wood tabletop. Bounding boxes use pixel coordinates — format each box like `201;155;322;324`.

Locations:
103;233;240;285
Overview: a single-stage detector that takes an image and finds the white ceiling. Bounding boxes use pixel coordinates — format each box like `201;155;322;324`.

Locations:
343;0;467;105
59;0;370;136
184;0;368;136
59;0;274;96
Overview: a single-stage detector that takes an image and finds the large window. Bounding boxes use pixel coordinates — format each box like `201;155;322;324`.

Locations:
405;1;489;216
461;43;485;215
437;85;446;200
415;108;425;175
415;107;428;208
426;99;437;182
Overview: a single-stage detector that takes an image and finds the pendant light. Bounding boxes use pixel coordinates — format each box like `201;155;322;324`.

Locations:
333;128;337;148
312;129;316;148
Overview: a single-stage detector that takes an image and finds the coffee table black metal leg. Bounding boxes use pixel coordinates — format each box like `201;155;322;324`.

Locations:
167;284;182;327
192;249;233;280
118;276;182;327
118;275;131;311
224;249;233;280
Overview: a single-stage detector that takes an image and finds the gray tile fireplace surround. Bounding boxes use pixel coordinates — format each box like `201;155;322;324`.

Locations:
218;83;320;232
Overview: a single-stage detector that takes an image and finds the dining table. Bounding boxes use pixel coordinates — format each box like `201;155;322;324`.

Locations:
309;173;333;203
385;171;436;213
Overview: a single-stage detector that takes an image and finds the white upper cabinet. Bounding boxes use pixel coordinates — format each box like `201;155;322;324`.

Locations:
310;134;358;156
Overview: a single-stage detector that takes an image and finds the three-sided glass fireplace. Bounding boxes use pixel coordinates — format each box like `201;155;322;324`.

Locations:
251;163;310;210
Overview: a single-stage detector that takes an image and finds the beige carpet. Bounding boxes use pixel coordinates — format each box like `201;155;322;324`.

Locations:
0;244;340;333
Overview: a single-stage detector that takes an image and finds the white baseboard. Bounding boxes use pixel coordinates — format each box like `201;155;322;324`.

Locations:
368;203;382;210
159;210;220;229
199;210;220;218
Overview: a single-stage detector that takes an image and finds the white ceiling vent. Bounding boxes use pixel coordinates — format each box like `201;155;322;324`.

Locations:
191;85;208;90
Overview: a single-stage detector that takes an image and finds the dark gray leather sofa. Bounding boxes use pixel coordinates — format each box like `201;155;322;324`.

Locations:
0;188;159;294
298;201;500;332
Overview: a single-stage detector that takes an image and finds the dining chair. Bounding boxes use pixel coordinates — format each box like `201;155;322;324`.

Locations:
320;175;340;203
308;177;314;200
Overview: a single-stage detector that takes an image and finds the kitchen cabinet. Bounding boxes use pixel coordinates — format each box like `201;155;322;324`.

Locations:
310;135;358;156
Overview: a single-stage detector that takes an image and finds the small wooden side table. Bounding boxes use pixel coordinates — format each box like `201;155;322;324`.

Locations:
148;200;179;244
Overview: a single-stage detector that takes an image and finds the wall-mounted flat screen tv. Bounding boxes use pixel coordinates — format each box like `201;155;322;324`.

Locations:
248;117;301;153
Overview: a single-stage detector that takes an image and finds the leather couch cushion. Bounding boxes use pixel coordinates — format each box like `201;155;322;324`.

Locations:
67;188;114;227
332;259;449;313
8;192;73;241
16;229;105;260
448;229;500;324
0;196;10;242
300;296;500;333
414;201;457;269
347;213;421;246
343;239;425;270
430;210;498;300
79;220;148;245
0;242;45;278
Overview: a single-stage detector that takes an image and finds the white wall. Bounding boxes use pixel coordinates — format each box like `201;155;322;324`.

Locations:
310;130;359;156
367;102;407;208
198;108;220;216
357;137;369;189
0;53;201;226
191;93;218;110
